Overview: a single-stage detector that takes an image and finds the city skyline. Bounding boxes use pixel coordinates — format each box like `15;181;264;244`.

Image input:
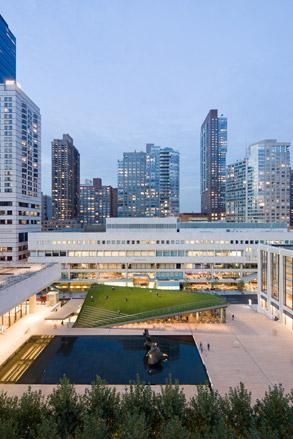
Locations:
2;1;293;211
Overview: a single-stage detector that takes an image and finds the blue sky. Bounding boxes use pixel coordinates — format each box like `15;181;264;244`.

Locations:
2;0;293;210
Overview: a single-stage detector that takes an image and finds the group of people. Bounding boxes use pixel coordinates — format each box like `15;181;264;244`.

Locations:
199;342;210;353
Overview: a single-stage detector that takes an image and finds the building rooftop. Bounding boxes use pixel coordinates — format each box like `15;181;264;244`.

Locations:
0;264;48;291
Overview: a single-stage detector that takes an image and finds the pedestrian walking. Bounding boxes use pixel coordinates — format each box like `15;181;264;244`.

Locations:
207;343;210;351
199;342;203;353
232;314;235;321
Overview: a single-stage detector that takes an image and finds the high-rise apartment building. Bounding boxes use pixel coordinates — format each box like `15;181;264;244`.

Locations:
0;15;16;83
159;147;180;216
226;160;249;222
227;140;291;224
0;81;41;261
290;170;293;227
51;134;80;220
246;140;290;223
80;178;117;225
118;144;179;217
200;109;227;220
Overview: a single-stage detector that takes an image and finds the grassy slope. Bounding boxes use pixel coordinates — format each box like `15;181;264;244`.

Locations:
76;284;226;324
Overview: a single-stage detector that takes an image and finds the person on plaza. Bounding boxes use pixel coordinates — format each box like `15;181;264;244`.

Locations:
207;343;210;351
232;314;235;320
199;342;203;352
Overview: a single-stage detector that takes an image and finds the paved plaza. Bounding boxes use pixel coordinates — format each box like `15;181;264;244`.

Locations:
0;303;292;400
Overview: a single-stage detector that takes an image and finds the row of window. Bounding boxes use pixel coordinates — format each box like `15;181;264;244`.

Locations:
37;238;269;246
31;249;244;258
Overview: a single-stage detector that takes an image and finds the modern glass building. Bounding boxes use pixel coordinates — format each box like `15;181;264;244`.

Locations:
51;134;80;220
258;245;293;331
200;109;227;221
247;140;290;224
0;15;16;83
226;159;250;222
118;144;179;217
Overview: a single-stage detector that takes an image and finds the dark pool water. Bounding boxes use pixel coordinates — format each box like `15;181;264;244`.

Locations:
18;335;209;385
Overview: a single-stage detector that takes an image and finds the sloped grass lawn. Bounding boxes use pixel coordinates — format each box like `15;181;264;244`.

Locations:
75;284;226;327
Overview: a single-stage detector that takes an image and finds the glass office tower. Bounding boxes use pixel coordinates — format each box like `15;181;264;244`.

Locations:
0;15;16;83
200;109;227;220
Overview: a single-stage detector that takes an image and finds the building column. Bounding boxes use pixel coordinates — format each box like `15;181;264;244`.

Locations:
29;294;37;313
220;307;226;323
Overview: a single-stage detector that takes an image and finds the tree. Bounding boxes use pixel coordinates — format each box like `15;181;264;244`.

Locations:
48;375;84;438
84;376;120;433
16;387;48;439
118;412;149;439
221;383;254;437
157;378;187;423
121;376;159;431
159;416;190;439
187;386;223;435
254;385;293;437
77;414;110;439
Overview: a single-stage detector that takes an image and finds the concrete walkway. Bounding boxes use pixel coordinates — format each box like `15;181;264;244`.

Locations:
0;304;292;401
193;305;293;399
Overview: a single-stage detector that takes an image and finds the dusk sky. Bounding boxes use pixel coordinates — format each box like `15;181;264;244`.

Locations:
2;0;293;211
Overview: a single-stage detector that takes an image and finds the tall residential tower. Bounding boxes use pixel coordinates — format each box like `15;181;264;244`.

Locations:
118;144;179;217
51;134;80;220
200;109;227;220
247;139;290;223
226;139;290;224
0;81;41;261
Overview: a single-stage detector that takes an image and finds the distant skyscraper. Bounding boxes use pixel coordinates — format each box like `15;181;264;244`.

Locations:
80;178;117;225
200;109;227;220
0;15;16;83
290;170;293;227
226;160;249;222
247;139;290;223
51;134;80;220
118;144;179;217
159;147;180;216
0;81;41;262
41;193;53;222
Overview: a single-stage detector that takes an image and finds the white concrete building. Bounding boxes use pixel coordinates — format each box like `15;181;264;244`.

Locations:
28;218;293;290
0;81;41;262
0;263;60;329
258;244;293;331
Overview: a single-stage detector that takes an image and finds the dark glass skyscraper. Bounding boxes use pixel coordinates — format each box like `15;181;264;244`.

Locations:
51;134;80;220
0;15;16;83
200;109;227;220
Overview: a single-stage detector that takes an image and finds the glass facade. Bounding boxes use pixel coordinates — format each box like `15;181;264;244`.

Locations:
247;140;290;224
260;250;267;293
284;256;293;309
0;15;16;83
118;144;179;217
271;253;279;300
